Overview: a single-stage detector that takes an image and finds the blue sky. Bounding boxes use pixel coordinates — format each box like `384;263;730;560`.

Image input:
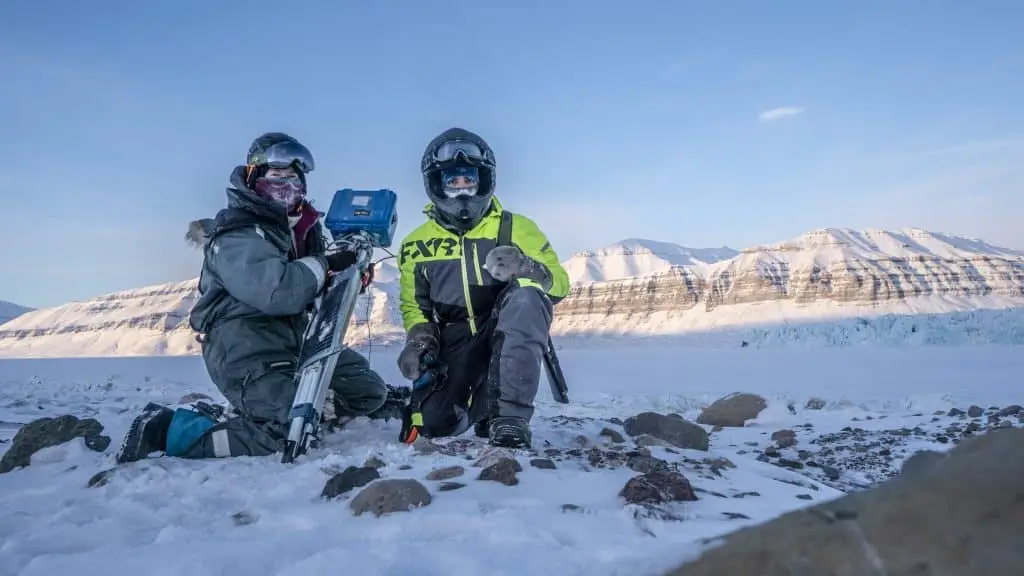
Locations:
2;0;1023;308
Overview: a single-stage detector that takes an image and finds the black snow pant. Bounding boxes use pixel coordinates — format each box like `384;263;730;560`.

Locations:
414;283;554;438
180;318;388;459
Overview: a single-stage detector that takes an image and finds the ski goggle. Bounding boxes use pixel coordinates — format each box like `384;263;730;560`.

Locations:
423;139;494;170
441;166;479;197
249;140;315;173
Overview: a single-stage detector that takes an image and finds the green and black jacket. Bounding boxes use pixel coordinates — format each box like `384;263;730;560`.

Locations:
397;196;570;336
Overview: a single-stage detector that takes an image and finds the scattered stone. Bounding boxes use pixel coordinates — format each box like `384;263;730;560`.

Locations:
87;468;115;488
363;455;387;469
947;407;965;417
619;470;698;505
349;479;432;517
775;458;804;470
626;453;671;474
722;512;751;520
696;392;767;428
997;405;1022;417
425;465;465;481
561;504;583;513
478;457;522;486
732;491;760;499
804;397;827;410
231;510;258;526
84;435;111;452
795;494;813;500
322;466;381;499
178;392;215;404
530;458;556;469
0;414;106;474
967;405;984;417
705;457;736;475
771;429;797;449
662;428;1024;575
438;482;465;492
599;427;626;443
397;464;413;471
622;412;709;451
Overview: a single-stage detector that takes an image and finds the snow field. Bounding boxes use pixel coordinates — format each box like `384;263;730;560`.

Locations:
1;344;1022;576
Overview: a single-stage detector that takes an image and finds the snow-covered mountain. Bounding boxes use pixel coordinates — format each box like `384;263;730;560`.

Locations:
0;301;32;326
562;238;739;284
0;262;405;358
1;227;1022;357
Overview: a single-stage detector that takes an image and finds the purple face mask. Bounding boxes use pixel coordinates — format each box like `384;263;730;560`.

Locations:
253;175;305;211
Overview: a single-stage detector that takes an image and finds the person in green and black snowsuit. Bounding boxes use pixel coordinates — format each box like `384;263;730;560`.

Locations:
116;132;401;463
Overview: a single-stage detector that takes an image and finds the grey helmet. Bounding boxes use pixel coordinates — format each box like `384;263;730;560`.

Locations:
244;132;315;188
420;127;496;230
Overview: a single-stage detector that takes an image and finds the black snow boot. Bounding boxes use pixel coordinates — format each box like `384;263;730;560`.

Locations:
366;384;411;422
474;418;489;439
116;402;175;464
488;416;532;449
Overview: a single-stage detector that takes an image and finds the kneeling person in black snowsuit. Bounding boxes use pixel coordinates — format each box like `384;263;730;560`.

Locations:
396;127;570;449
116;132;394;463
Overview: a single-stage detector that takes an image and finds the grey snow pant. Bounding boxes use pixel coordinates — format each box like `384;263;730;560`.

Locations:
415;283;554;438
182;318;388;458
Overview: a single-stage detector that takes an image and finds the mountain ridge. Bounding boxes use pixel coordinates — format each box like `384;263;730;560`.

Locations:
1;226;1022;357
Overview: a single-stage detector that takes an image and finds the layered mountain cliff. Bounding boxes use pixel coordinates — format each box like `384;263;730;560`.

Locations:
0;263;405;357
552;228;1024;336
1;229;1022;357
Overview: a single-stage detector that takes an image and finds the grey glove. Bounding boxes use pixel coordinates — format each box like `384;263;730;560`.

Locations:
397;323;439;381
484;245;552;291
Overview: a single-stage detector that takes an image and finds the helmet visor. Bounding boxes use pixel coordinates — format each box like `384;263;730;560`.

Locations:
251;140;315;173
425;139;494;170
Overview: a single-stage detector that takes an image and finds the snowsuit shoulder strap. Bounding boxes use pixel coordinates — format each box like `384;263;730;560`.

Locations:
497;209;514;247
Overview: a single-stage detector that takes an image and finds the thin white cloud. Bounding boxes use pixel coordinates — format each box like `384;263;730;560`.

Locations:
758;107;804;123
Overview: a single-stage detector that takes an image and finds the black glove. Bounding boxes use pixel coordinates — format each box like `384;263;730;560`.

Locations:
397;323;439;380
322;250;357;273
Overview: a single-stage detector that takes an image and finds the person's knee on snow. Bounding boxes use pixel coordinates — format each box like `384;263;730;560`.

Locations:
117;131;387;464
331;348;389;417
394;127;570;448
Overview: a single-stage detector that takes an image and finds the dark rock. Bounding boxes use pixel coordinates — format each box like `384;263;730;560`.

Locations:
796;494;813;501
530;458;556;469
619;470;698;505
662;428;1024;575
438;482;465;492
84;434;111;452
478;457;522;486
626;453;671;474
947;407;965;417
87;468;116;488
599;427;626;443
322;466;380;499
349;479;431;517
997;405;1022;417
0;414;105;474
967;405;984;418
722;512;751;520
561;504;583;513
804;398;827;410
622;412;709;451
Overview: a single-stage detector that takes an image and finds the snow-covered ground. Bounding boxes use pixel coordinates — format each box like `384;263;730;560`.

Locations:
1;344;1022;576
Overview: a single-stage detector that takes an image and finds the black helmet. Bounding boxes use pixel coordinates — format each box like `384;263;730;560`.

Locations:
421;127;496;230
245;132;315;187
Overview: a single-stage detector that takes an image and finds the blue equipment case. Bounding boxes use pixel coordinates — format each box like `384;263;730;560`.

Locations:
324;188;399;247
